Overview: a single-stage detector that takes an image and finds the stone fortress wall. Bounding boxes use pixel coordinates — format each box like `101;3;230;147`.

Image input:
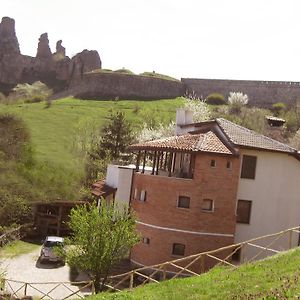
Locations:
182;78;300;106
1;16;300;105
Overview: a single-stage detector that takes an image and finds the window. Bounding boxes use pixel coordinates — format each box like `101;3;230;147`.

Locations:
140;190;147;202
241;155;257;179
226;161;232;170
202;199;214;212
178;196;190;208
236;200;252;224
142;237;150;245
134;188;139;200
210;159;216;168
172;243;185;256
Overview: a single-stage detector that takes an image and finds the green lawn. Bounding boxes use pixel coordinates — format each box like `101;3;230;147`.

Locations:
0;240;40;258
89;248;300;299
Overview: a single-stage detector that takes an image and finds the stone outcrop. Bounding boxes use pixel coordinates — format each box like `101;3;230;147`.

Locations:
0;16;20;55
36;33;52;59
0;17;101;93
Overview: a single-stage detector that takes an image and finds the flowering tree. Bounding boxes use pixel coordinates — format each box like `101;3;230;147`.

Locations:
137;122;175;142
183;97;211;122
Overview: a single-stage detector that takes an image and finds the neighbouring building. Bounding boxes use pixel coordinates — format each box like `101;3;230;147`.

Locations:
102;109;300;272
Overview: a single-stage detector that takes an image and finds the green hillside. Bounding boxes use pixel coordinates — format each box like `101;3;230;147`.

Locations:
89;248;300;300
0;97;183;199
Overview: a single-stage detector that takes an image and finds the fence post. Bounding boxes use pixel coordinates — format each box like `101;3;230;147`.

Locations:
162;265;167;281
91;281;95;295
24;283;28;295
129;272;134;290
199;255;204;274
289;230;293;249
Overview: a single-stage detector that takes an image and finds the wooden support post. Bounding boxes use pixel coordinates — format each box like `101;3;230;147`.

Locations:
142;151;146;174
129;272;134;290
162;265;167;281
136;151;141;172
152;151;157;175
168;153;173;177
156;151;160;175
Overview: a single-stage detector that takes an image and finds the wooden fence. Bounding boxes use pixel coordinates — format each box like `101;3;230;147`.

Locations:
0;225;29;247
2;226;300;299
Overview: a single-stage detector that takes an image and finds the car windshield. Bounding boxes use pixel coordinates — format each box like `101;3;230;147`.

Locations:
44;241;63;248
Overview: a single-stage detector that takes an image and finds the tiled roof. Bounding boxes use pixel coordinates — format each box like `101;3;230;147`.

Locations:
92;180;116;197
129;131;234;155
216;118;297;153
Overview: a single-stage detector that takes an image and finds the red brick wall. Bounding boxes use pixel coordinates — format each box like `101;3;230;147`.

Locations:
131;152;241;269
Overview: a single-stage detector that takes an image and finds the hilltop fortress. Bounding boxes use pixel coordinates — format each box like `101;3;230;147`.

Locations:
0;16;299;106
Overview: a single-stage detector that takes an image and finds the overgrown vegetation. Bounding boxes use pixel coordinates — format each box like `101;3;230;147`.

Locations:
3;81;53;104
206;92;226;105
66;201;140;293
88;247;300;299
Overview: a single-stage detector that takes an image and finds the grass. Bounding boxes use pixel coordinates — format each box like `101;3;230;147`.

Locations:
88;248;300;299
0;97;182;166
0;240;40;258
0;97;183;199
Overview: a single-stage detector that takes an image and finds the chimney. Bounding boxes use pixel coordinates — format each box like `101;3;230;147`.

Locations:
175;108;193;135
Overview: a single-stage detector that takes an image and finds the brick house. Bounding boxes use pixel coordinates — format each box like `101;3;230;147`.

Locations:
104;109;300;271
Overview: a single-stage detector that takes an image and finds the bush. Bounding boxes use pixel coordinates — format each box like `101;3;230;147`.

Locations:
228;92;249;114
206;93;226;105
8;81;53;104
114;68;135;75
272;102;286;116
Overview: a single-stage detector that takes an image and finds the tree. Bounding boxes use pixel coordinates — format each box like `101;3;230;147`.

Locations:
98;111;134;160
182;96;211;122
66;201;140;292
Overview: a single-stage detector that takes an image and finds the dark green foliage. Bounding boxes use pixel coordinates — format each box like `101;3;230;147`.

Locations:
92;111;134;161
0;114;31;161
206;93;226;105
272;102;286;116
66;201;140;292
0;191;31;226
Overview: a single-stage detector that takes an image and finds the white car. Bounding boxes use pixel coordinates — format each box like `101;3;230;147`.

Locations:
39;236;65;265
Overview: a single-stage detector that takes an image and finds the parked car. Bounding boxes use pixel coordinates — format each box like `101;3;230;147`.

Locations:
39;236;65;265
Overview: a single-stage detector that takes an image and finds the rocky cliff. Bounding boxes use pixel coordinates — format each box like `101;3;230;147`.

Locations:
0;17;101;94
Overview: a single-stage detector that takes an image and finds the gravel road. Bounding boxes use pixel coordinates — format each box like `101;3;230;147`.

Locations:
1;247;91;299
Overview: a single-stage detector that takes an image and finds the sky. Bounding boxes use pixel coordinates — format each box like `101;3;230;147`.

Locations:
2;0;300;81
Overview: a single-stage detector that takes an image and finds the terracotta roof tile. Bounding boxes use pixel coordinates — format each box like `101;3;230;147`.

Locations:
92;180;116;197
129;131;233;155
216;118;297;153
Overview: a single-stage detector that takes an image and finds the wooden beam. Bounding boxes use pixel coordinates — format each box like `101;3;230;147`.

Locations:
142;151;146;174
152;151;157;175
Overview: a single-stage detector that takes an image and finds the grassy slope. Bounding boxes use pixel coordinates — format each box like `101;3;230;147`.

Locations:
89;248;300;299
0;98;183;198
0;98;182;166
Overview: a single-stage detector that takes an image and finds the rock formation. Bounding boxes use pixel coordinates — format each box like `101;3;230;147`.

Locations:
0;17;102;93
36;33;52;59
0;17;20;55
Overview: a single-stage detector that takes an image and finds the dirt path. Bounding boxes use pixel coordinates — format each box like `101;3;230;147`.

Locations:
1;248;91;299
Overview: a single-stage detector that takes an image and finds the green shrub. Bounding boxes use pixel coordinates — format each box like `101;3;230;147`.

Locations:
272;102;286;116
206;93;226;105
114;68;135;75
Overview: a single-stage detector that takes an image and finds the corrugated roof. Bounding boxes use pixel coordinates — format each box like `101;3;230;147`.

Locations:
216;118;297;153
129;131;233;155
